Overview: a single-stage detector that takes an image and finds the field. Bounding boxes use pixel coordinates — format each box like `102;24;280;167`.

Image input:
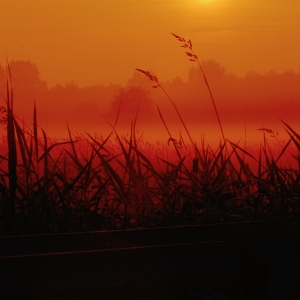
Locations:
0;35;299;236
1;47;300;237
0;92;299;236
1;41;300;299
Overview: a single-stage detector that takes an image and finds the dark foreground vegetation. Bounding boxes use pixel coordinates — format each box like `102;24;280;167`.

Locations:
0;92;299;236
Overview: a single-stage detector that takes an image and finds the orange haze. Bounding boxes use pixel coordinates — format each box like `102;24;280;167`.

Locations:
1;0;300;146
1;0;300;87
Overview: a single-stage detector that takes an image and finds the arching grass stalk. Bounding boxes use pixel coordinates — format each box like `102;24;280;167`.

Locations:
171;33;226;143
135;68;195;148
156;104;181;159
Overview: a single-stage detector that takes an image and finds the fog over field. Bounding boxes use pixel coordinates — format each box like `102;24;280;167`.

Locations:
0;59;299;147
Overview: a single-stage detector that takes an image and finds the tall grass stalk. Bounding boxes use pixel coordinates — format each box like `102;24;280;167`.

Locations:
135;69;195;148
5;63;17;234
171;33;225;143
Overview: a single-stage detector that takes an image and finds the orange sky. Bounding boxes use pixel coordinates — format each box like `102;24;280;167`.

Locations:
2;0;300;87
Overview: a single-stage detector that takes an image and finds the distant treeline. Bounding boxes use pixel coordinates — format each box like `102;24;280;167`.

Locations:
0;60;299;136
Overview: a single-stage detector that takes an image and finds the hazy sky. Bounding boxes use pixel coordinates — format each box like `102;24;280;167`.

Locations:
1;0;300;87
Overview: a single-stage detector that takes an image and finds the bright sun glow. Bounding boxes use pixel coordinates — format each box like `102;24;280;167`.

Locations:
193;0;217;5
190;0;218;9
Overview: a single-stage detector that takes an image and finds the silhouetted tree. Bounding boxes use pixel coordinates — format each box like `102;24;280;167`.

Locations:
48;81;81;102
188;60;227;84
107;86;156;125
127;71;152;90
82;83;121;112
0;60;48;123
9;60;47;93
0;64;5;96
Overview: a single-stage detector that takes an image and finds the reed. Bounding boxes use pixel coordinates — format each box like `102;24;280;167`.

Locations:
171;33;225;143
135;68;195;148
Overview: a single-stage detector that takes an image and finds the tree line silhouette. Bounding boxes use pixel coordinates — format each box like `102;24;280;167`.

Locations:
0;60;299;139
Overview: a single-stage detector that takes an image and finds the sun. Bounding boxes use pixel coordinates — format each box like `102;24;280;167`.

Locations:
199;0;217;3
192;0;216;5
188;0;219;11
